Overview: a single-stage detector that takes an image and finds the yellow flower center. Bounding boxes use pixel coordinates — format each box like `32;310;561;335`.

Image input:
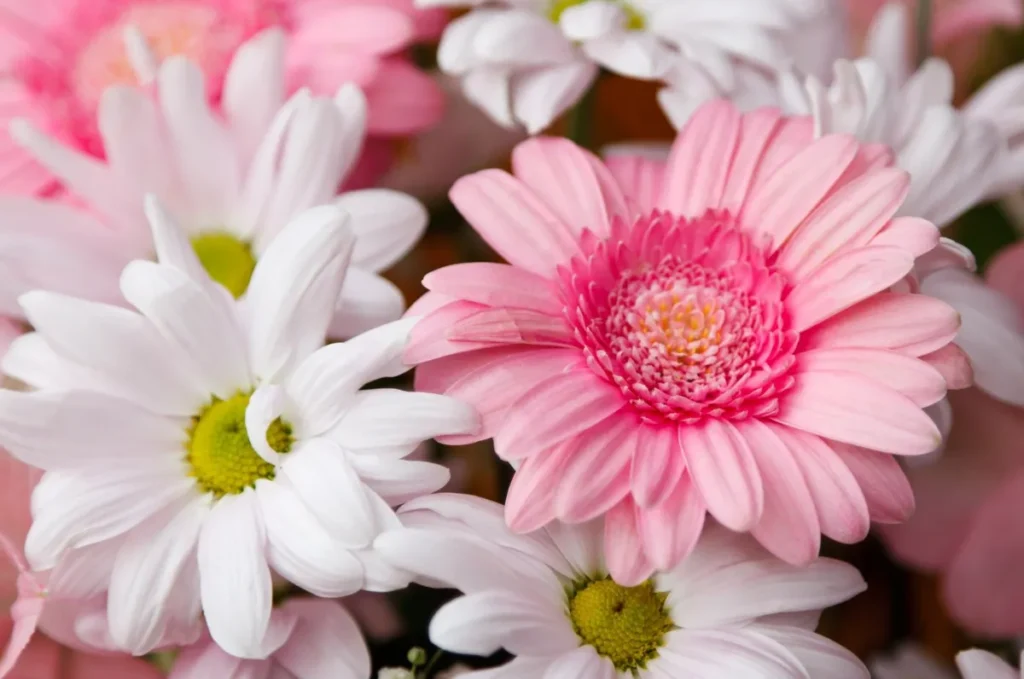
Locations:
191;232;257;298
568;578;673;672
548;0;645;30
187;393;293;497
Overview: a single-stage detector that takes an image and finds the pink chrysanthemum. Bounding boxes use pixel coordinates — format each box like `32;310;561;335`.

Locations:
0;0;446;194
406;99;967;585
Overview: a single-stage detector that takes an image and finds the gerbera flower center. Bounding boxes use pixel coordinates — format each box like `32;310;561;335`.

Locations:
191;232;257;298
567;577;673;671
187;392;293;497
561;210;798;424
548;0;645;30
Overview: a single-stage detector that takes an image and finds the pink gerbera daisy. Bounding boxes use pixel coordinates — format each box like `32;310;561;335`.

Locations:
0;0;446;194
405;99;965;585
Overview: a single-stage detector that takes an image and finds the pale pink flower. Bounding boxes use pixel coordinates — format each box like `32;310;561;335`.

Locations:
376;493;868;678
0;0;445;195
405;99;962;585
170;598;370;679
882;244;1024;637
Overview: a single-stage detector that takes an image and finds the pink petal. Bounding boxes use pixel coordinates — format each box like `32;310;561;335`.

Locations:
449;307;573;346
719;107;784;212
511;137;627;239
505;443;574;533
831;443;914;524
737;420;821;566
629;425;685;508
556;417;636;523
920;343;973;390
363;59;446;136
776;370;942;455
67;652;166;679
870;216;940;259
771;427;870;544
796;348;947;407
290;5;415;56
774;168;910;278
637;472;706;571
741;134;859;253
493;369;625;462
679;420;764;532
786;246;915;332
943;470;1024;637
659;100;742;217
603;498;654;586
604;154;665;214
450;169;580;275
802;292;960;358
405;300;492;364
423;263;562;315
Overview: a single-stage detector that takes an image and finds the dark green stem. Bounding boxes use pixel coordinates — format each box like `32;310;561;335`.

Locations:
916;0;933;66
566;85;598;150
418;649;445;678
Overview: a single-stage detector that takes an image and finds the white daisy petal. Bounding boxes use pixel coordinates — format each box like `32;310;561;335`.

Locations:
281;440;377;549
334;189;428;273
330;268;407;339
108;495;209;654
144;195;215;284
543;646;616;679
285;317;416;437
257;479;365;598
274;598;372;679
246;385;288;466
223;28;287;165
198;490;274;660
327;389;479;451
347;457;451;506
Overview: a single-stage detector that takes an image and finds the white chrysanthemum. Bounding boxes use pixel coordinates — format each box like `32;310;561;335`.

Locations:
424;0;816;133
0;203;479;659
0;28;427;342
376;494;869;679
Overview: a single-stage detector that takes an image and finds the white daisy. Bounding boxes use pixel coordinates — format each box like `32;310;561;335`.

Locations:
0;202;479;659
376;493;869;678
424;0;815;133
0;28;428;343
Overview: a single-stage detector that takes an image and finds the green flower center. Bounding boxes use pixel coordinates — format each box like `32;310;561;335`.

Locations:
548;0;645;30
187;393;293;497
568;577;673;672
191;232;257;298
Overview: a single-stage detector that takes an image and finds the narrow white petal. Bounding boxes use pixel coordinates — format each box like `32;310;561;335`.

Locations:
275;598;372;679
325;390;479;451
223;29;287;165
122;25;158;84
145;195;212;283
198;491;274;659
329;267;407;339
347;456;450;506
246;385;287;465
543;646;616;679
334;189;428;272
512;61;598;134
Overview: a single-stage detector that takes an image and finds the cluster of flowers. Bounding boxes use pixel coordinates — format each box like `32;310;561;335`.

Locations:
1;0;1024;677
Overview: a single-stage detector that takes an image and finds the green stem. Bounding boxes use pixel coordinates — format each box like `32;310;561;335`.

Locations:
419;649;445;678
916;0;933;66
566;85;598;150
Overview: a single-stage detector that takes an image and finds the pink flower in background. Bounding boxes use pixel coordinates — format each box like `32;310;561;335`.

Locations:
406;99;962;585
0;0;446;195
0;453;37;609
882;243;1024;637
845;0;1023;50
170;598;371;679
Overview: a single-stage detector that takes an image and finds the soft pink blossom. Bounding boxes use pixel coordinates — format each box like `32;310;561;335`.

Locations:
169;598;370;679
883;242;1024;637
0;0;446;195
405;99;963;585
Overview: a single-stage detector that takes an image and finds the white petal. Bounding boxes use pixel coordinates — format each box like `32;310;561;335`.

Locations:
559;1;626;40
956;650;1018;679
329;268;406;339
19;291;204;415
285;317;416;437
246;385;287;465
462;68;515;129
431;590;577;657
753;626;868;679
658;628;810;679
26;467;192;571
473;10;576;67
544;646;616;679
281;439;377;548
223;29;287;165
144;195;215;284
512;60;598;134
122;25;158;84
108;495;209;654
257;480;364;597
246;206;355;382
120;260;251;400
325;389;479;451
335;189;428;272
582;32;675;80
275;598;371;679
347;456;451;506
158;56;240;225
198;491;274;659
